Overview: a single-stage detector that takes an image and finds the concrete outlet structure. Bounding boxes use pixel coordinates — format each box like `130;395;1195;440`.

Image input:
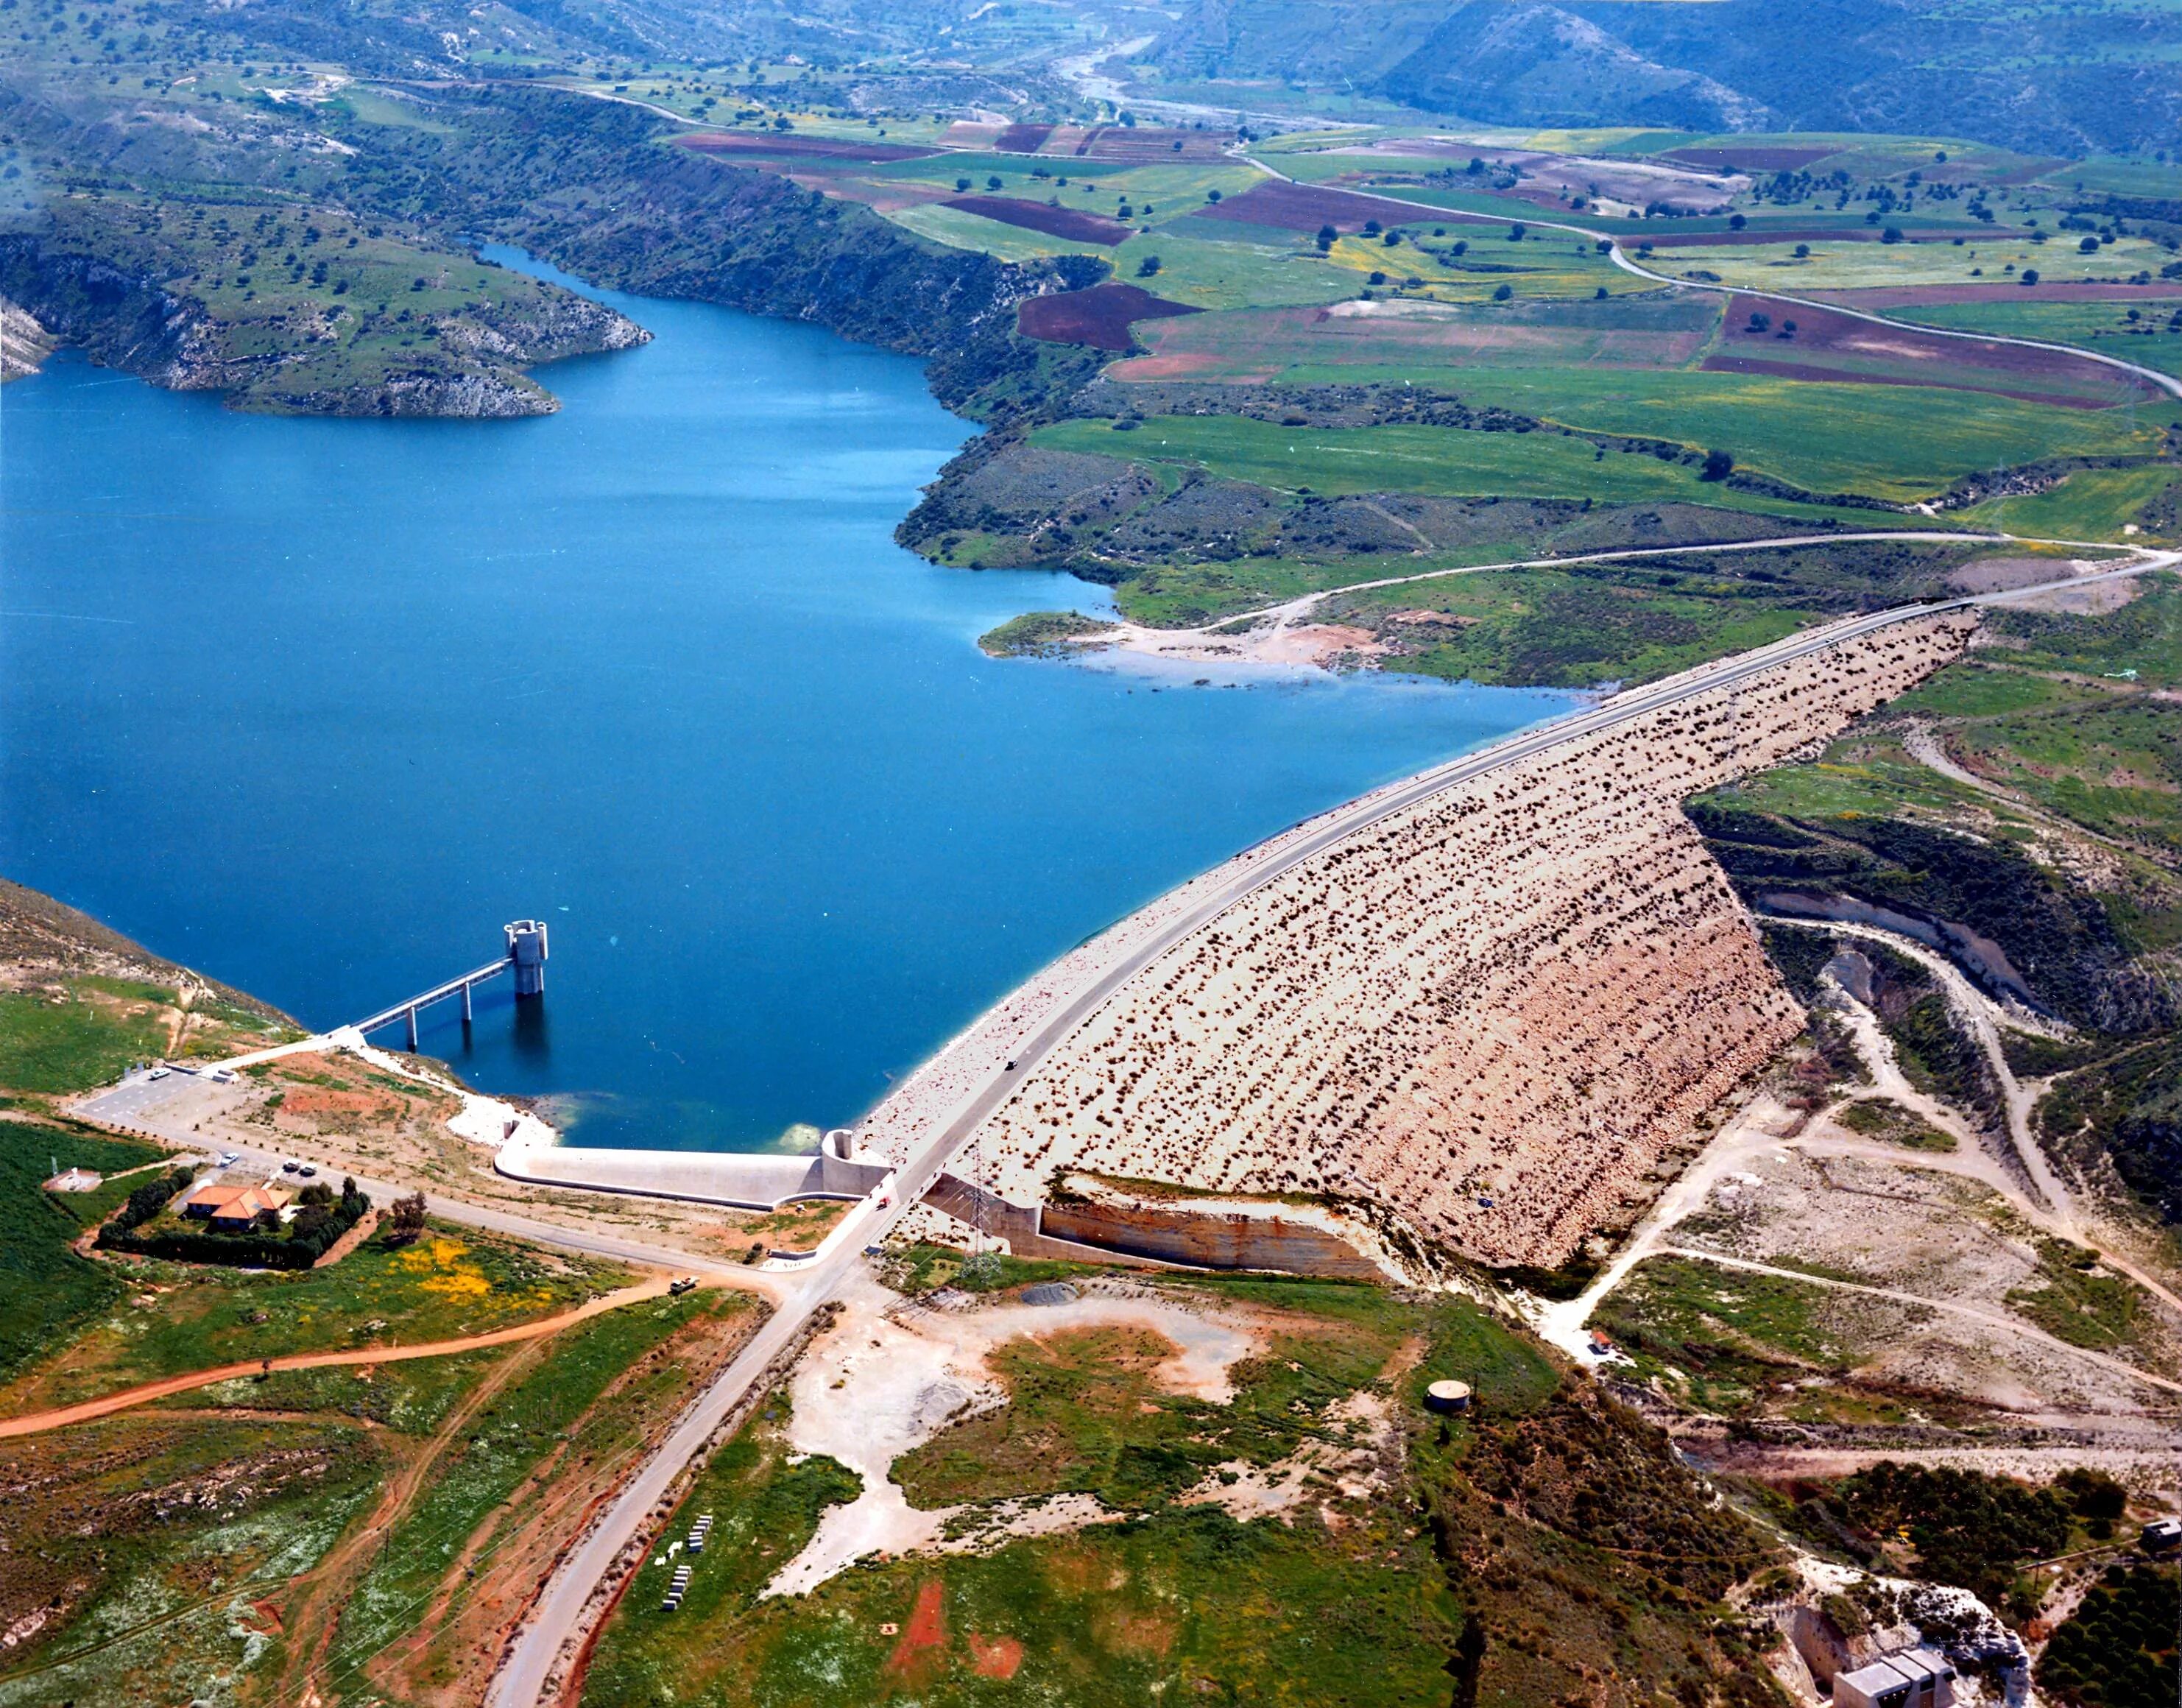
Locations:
507;920;548;998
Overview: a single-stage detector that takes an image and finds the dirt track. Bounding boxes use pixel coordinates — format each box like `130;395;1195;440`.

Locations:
0;1277;674;1440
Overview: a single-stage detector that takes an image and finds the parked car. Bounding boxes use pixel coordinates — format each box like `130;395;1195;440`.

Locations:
216;1151;239;1168
297;1164;317;1178
147;1067;170;1080
280;1159;301;1173
668;1277;699;1296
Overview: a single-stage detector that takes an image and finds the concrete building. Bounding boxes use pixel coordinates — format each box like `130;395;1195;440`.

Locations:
506;920;548;998
1833;1648;1955;1708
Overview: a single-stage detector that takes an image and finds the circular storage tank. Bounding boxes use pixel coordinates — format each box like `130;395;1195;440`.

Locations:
1424;1380;1472;1415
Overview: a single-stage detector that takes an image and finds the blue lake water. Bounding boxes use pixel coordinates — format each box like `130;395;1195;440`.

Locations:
0;258;1578;1150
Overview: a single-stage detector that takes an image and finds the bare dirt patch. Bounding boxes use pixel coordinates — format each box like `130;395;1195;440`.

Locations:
1193;179;1434;236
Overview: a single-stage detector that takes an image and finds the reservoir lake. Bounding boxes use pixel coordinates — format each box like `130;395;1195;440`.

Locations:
1;258;1578;1151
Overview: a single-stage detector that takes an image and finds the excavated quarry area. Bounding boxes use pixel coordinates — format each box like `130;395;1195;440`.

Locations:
893;614;1980;1269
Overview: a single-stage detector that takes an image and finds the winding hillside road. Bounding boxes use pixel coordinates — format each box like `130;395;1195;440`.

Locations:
488;548;2175;1707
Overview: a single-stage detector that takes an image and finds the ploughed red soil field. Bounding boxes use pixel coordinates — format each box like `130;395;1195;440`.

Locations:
995;122;1054;153
1701;292;2158;406
1196;178;1440;234
1070;124;1231;160
1635;224;2017;247
943;196;1133;244
1818;282;2182;308
677;132;937;164
1017;282;1201;350
1662;145;1840;173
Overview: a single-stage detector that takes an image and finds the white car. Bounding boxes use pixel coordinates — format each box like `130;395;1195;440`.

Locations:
146;1066;170;1080
216;1151;239;1168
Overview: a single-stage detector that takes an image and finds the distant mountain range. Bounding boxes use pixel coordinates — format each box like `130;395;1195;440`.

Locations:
1135;0;2182;155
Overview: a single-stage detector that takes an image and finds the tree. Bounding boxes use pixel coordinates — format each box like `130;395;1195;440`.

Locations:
1507;222;1525;241
1793;243;1811;258
1204;188;1221;203
985;175;1003;191
1747;311;1771;333
2080;235;2100;253
1135;254;1162;277
955;177;970;191
1491;283;1513;302
1315;224;1336;252
2021;268;2040;286
1728;213;1746;230
1881;225;1904;244
1701;448;1734;481
386;1190;428;1245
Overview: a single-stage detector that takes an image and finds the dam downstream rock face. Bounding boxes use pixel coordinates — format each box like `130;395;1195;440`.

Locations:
873;615;1980;1269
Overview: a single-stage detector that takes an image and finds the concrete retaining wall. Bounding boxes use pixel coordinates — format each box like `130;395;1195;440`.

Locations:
495;1143;886;1211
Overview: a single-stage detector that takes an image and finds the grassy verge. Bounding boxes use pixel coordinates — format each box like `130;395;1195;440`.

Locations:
2005;1238;2150;1353
331;1291;754;1690
0;1220;630;1415
0;1122;169;1383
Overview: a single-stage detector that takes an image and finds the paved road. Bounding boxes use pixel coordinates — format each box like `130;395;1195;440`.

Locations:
71;1081;788;1295
489;552;2175;1705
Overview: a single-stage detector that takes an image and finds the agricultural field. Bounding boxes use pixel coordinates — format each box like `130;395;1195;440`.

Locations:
1034;414;1881;512
1884;297;2182;379
0;1121;167;1383
1641;233;2174;293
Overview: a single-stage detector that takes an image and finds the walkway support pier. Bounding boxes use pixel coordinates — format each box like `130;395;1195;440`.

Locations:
353;919;549;1047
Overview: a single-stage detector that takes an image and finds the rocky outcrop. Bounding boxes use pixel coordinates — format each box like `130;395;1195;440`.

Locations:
0;236;196;385
0;294;54;379
0;229;646;417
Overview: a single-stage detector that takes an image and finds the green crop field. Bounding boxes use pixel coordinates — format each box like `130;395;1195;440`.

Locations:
1642;234;2172;292
0;1124;166;1383
1439;368;2175;498
1967;464;2182;541
1034;414;1890;515
0;980;170;1093
1108;230;1365;311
